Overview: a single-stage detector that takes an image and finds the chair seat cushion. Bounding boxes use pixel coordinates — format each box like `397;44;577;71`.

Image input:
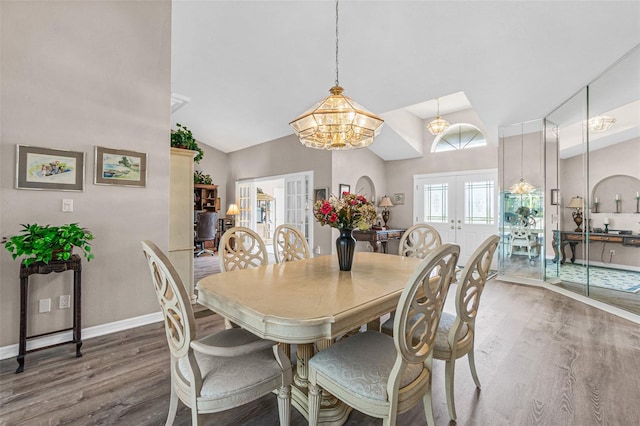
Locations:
309;331;423;402
434;312;469;353
178;338;282;400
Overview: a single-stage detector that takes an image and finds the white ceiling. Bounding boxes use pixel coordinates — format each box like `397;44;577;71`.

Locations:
170;0;640;160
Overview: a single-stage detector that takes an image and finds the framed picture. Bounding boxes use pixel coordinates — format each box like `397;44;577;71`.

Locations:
94;146;147;187
314;187;329;202
393;192;405;205
550;189;560;206
339;184;350;197
16;145;85;191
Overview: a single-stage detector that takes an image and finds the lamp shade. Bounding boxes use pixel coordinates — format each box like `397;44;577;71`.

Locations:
379;196;393;208
226;203;240;216
566;196;585;209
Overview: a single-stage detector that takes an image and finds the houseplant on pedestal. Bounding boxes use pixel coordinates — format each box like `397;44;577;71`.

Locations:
313;192;376;271
171;123;204;163
4;223;95;267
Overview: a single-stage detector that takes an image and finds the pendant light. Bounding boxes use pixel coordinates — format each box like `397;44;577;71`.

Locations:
426;97;450;135
289;0;384;150
509;123;536;194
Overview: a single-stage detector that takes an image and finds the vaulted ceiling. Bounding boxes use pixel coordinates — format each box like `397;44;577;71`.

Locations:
170;1;640;161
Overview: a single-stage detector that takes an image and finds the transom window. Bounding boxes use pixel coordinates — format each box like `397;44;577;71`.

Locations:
431;123;486;152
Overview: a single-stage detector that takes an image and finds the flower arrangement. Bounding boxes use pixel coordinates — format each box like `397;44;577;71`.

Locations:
313;192;377;231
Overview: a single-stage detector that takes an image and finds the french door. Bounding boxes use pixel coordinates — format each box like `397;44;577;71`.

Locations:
414;169;498;266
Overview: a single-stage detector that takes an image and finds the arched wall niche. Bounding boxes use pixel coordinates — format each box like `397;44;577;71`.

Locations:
591;174;640;213
355;175;375;203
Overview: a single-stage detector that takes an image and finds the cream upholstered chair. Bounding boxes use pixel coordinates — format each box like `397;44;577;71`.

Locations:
273;224;311;263
140;241;292;426
432;234;499;421
218;226;268;272
308;244;460;426
399;223;442;258
508;217;538;259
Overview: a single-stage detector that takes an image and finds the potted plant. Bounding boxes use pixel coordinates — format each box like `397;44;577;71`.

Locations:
4;223;95;267
171;123;204;163
194;170;212;184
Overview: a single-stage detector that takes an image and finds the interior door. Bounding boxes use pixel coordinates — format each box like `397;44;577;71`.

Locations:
236;181;256;230
284;174;312;245
414;170;498;266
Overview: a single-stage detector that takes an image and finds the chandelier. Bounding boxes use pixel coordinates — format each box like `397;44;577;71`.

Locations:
509;123;536;194
426;98;450;135
289;0;384;150
587;115;616;132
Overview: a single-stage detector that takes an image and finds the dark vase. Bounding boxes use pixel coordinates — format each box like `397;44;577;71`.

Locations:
336;228;356;271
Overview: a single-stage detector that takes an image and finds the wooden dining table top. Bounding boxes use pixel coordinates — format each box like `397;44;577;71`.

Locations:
196;252;425;344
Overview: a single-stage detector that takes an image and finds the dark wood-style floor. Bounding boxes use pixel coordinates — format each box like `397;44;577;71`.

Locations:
2;275;639;425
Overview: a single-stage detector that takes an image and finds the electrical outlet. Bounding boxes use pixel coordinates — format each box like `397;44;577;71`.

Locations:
39;298;51;313
59;294;71;309
62;199;73;212
610;249;615;256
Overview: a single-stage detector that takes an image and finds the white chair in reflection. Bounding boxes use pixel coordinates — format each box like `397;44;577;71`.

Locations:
308;244;460;426
140;240;292;426
399;223;442;258
508;217;538;259
273;224;311;263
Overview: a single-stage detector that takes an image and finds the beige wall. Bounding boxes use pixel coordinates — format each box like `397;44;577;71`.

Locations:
0;1;172;346
195;143;229;212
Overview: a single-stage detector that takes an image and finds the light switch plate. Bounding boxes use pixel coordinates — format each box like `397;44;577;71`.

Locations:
62;199;73;212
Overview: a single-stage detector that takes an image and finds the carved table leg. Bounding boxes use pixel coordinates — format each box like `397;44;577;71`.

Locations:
16;276;28;374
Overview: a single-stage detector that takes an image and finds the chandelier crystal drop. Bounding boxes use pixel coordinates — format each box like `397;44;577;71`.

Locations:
427;98;450;135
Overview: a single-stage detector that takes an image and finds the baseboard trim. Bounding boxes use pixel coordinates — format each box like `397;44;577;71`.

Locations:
0;311;163;361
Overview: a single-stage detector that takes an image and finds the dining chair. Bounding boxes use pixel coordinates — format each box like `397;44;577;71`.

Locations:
194;211;218;257
273;224;311;263
398;223;442;258
218;226;268;272
432;234;499;421
307;244;460;426
140;240;292;426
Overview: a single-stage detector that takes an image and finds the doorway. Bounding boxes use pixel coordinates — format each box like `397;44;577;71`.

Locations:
414;169;498;266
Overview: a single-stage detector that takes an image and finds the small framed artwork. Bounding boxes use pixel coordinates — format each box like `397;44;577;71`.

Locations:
393;192;405;205
339;184;350;197
16;145;85;191
314;187;329;202
550;189;560;206
95;146;147;187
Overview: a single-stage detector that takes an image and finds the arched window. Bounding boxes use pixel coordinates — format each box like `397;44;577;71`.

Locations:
431;123;486;152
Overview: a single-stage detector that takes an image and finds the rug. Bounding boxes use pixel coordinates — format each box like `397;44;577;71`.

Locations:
545;260;640;293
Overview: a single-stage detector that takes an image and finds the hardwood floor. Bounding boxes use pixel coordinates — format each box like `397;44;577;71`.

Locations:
2;279;639;425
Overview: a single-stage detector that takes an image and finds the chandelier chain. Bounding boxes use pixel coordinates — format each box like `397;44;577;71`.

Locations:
335;0;339;87
520;122;524;179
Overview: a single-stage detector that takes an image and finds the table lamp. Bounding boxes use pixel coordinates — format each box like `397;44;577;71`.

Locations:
566;196;586;232
379;196;394;228
226;203;240;227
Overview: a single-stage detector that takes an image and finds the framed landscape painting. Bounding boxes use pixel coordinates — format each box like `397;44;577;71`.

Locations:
16;145;85;191
94;146;147;187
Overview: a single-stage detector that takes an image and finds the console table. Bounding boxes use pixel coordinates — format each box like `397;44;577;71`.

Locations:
17;254;82;373
353;228;406;253
552;230;640;264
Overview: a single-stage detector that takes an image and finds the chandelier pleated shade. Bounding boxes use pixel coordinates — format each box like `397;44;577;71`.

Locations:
427;116;450;135
509;178;536;195
289;85;384;150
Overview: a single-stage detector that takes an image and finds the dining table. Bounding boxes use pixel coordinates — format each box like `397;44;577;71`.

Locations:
196;251;426;425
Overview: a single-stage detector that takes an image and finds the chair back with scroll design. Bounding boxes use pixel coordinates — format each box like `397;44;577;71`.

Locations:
508;216;538;259
399;223;442;258
218;226;268;272
273;224;311;263
308;244;460;426
141;240;292;426
433;234;499;421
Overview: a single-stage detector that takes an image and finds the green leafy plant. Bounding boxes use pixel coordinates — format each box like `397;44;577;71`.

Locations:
4;223;95;266
194;170;212;184
171;123;204;163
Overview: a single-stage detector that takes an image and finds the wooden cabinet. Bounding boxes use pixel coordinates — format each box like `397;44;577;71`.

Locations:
194;184;219;212
169;148;195;302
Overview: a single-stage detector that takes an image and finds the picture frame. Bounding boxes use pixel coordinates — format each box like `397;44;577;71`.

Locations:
550;189;560;206
339;184;350;197
314;187;329;202
393;192;405;205
16;145;85;191
94;146;147;187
